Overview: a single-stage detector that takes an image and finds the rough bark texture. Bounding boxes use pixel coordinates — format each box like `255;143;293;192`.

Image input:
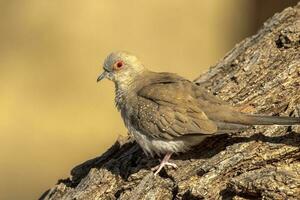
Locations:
40;3;300;200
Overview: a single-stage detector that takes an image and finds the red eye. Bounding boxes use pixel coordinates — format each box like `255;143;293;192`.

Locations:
115;61;123;69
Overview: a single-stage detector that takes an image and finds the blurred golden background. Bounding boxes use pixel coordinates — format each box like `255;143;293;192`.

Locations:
0;1;298;199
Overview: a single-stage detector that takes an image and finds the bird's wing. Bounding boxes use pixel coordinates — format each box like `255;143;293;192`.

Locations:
134;78;218;140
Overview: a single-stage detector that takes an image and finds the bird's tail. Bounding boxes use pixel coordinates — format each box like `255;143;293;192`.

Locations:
215;114;300;134
239;114;300;126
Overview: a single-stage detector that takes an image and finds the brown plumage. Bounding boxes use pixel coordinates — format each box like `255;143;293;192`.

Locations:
97;51;300;175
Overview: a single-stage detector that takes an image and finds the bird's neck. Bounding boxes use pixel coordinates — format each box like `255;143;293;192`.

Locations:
114;70;148;111
114;83;130;111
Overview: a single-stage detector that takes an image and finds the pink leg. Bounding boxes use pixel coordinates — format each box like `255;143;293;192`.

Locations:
151;152;178;176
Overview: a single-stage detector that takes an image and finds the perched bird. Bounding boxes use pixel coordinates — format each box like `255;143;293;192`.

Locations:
97;51;300;175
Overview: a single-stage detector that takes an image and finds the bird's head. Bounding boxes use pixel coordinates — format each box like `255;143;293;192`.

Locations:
97;51;145;86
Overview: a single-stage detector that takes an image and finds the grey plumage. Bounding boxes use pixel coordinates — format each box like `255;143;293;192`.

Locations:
97;51;300;174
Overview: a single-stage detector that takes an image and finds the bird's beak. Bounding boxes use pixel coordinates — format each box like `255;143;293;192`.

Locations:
97;71;108;82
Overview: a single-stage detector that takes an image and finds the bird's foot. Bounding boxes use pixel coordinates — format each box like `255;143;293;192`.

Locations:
151;153;177;176
151;162;178;174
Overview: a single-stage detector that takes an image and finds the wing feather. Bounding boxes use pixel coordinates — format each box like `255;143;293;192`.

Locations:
135;77;218;140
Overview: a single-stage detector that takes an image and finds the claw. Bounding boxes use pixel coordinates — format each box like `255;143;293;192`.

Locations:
151;153;177;176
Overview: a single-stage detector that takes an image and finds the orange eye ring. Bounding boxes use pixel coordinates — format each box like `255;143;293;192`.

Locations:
114;60;124;70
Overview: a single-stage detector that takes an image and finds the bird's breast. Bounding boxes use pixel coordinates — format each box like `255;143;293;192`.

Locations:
121;112;193;157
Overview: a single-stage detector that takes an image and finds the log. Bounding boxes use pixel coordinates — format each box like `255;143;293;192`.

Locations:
40;3;300;200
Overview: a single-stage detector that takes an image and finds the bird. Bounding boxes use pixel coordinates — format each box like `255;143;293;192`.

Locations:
97;51;300;175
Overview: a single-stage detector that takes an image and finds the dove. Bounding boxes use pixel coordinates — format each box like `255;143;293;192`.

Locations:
97;51;300;175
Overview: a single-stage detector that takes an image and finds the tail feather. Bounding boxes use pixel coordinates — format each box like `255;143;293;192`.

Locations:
215;121;250;133
242;114;300;125
215;114;300;134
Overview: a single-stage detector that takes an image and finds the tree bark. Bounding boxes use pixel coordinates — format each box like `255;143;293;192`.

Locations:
40;3;300;200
